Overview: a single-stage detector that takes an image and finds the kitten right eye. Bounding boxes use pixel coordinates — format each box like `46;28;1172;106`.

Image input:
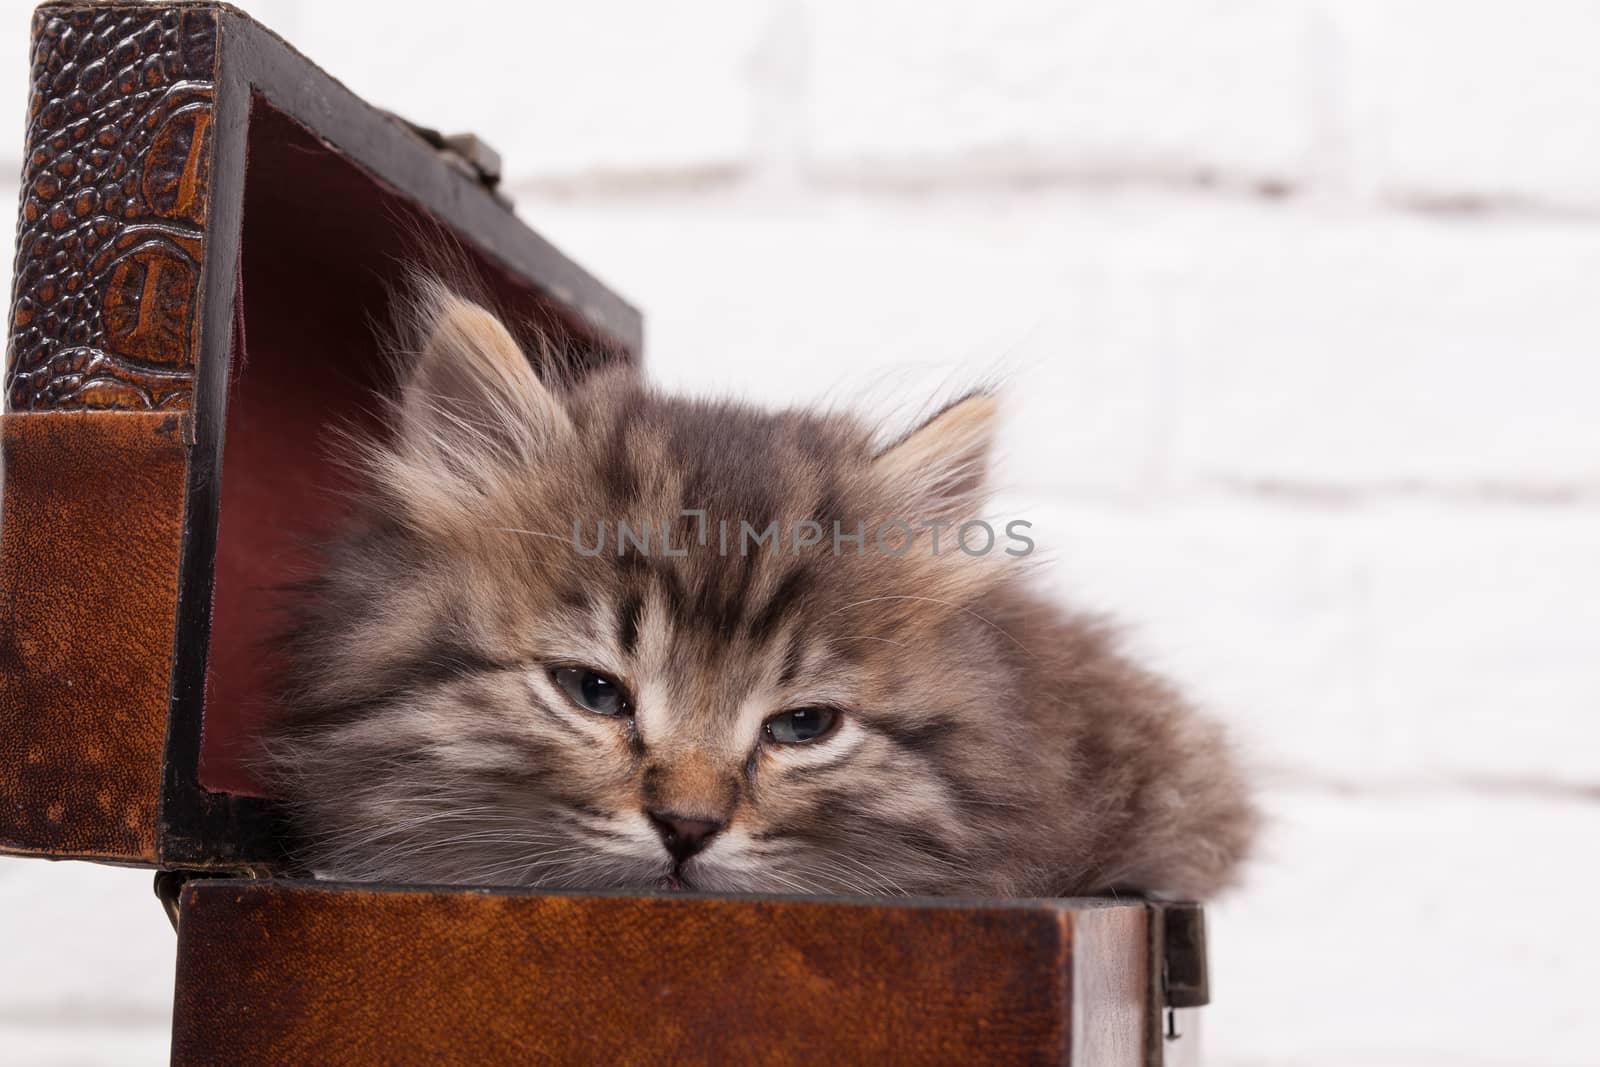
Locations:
551;667;633;717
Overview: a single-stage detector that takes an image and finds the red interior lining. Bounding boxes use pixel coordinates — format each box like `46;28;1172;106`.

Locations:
199;99;587;797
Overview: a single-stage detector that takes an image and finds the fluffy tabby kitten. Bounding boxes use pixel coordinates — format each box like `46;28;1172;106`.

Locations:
263;281;1256;899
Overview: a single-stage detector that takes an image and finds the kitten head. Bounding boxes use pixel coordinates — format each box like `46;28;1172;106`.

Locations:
266;283;1036;894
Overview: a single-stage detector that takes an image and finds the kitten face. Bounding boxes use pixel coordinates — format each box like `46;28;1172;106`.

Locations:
269;283;1258;899
268;285;1029;894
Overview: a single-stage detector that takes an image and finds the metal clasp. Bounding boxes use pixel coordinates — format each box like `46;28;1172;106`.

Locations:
385;111;513;209
1145;901;1210;1066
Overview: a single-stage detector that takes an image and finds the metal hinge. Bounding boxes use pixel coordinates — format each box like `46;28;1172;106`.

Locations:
153;869;190;930
1145;901;1210;1067
384;111;514;210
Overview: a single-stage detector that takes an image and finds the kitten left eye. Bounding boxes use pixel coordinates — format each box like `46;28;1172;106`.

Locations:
551;667;633;717
764;707;839;745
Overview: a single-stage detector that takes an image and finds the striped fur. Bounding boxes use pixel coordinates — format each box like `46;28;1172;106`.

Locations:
261;287;1257;898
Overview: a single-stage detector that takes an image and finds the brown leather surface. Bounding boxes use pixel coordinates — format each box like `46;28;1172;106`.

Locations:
0;410;188;861
6;4;218;411
172;881;1148;1065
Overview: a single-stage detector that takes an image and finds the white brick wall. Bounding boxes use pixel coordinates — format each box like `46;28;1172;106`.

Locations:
1210;787;1599;1065
286;0;773;185
0;862;175;1059
804;1;1320;188
1166;211;1600;491
1340;0;1600;211
3;1;1597;1064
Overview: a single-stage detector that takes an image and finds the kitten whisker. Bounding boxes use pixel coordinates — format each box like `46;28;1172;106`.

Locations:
837;634;909;650
491;526;573;546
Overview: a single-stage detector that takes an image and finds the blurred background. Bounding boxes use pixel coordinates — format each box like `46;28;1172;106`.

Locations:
2;1;1597;1064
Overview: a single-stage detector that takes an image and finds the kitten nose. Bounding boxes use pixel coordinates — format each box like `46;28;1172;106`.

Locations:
647;810;724;862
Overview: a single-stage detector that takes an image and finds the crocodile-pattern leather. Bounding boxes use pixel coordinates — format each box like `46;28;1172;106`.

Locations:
5;5;218;412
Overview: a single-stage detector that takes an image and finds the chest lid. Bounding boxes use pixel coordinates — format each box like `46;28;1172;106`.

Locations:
0;2;641;870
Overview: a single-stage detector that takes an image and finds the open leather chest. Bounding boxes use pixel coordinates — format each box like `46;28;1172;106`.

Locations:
0;4;1209;1063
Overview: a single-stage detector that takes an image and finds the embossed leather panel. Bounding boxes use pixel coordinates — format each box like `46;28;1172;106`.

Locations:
173;882;1149;1065
0;410;188;860
5;5;218;412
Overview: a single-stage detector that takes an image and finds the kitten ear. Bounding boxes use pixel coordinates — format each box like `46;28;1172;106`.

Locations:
398;283;571;457
874;392;998;519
